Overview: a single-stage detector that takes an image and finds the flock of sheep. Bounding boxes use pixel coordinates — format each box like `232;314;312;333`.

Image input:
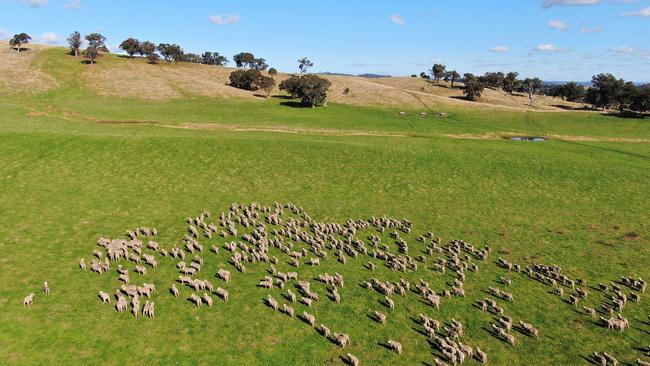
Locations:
21;202;649;365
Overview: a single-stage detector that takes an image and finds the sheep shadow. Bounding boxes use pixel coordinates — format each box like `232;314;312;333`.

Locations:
579;354;600;365
482;326;509;344
412;326;429;337
513;325;535;338
365;313;378;322
377;341;393;352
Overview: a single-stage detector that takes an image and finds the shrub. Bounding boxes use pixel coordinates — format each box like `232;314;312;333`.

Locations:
229;69;263;91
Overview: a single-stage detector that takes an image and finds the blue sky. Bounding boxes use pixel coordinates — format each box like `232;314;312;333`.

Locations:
2;0;650;81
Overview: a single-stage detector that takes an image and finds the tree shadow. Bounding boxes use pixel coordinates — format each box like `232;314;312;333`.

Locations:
279;101;306;109
600;112;648;119
550;104;579;111
450;95;475;102
553;139;650;161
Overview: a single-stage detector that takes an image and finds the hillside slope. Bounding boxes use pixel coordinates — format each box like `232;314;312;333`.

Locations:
1;44;586;112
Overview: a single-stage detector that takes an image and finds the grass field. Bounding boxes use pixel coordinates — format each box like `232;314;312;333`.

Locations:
0;46;649;366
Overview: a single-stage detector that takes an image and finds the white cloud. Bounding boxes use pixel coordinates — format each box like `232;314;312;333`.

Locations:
37;32;63;44
63;0;81;10
389;14;406;25
581;26;603;33
542;0;602;7
610;46;635;53
548;20;570;30
490;46;510;53
21;0;47;7
208;14;240;26
534;44;568;52
621;7;650;17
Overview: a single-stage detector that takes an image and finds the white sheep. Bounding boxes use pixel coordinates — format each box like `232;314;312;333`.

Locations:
23;293;35;308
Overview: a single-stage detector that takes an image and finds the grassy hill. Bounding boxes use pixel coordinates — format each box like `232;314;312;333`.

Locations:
0;44;649;366
2;44;587;111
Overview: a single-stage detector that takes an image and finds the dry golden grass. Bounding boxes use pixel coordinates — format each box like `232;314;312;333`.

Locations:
83;58;256;100
0;43;58;94
371;77;587;111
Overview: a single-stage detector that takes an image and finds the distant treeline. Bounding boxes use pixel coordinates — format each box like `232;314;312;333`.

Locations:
416;66;650;114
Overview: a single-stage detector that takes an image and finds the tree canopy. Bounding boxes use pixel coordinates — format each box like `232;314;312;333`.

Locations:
67;31;82;56
279;75;331;108
588;73;625;110
229;69;263;91
119;38;141;58
462;73;484;101
483;72;505;90
201;52;228;66
139;41;156;57
157;43;183;62
9;33;31;52
445;70;460;88
503;72;519;95
257;75;276;98
522;78;544;107
298;57;314;75
431;64;446;85
251;58;268;71
233;52;256;68
83;33;106;64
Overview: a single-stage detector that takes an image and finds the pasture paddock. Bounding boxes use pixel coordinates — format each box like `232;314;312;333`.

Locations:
0;46;648;365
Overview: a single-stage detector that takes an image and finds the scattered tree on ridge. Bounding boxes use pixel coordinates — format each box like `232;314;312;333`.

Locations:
522;77;544;107
229;69;263;90
257;75;276;98
119;38;141;58
83;33;106;64
587;73;624;111
503;72;519;95
67;31;82;56
201;52;228;66
251;58;268;71
483;72;505;90
445;70;460;88
279;75;332;108
9;33;31;52
431;64;446;85
268;68;278;77
233;52;255;68
298;57;314;75
181;53;201;63
157;43;183;62
462;73;484;101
